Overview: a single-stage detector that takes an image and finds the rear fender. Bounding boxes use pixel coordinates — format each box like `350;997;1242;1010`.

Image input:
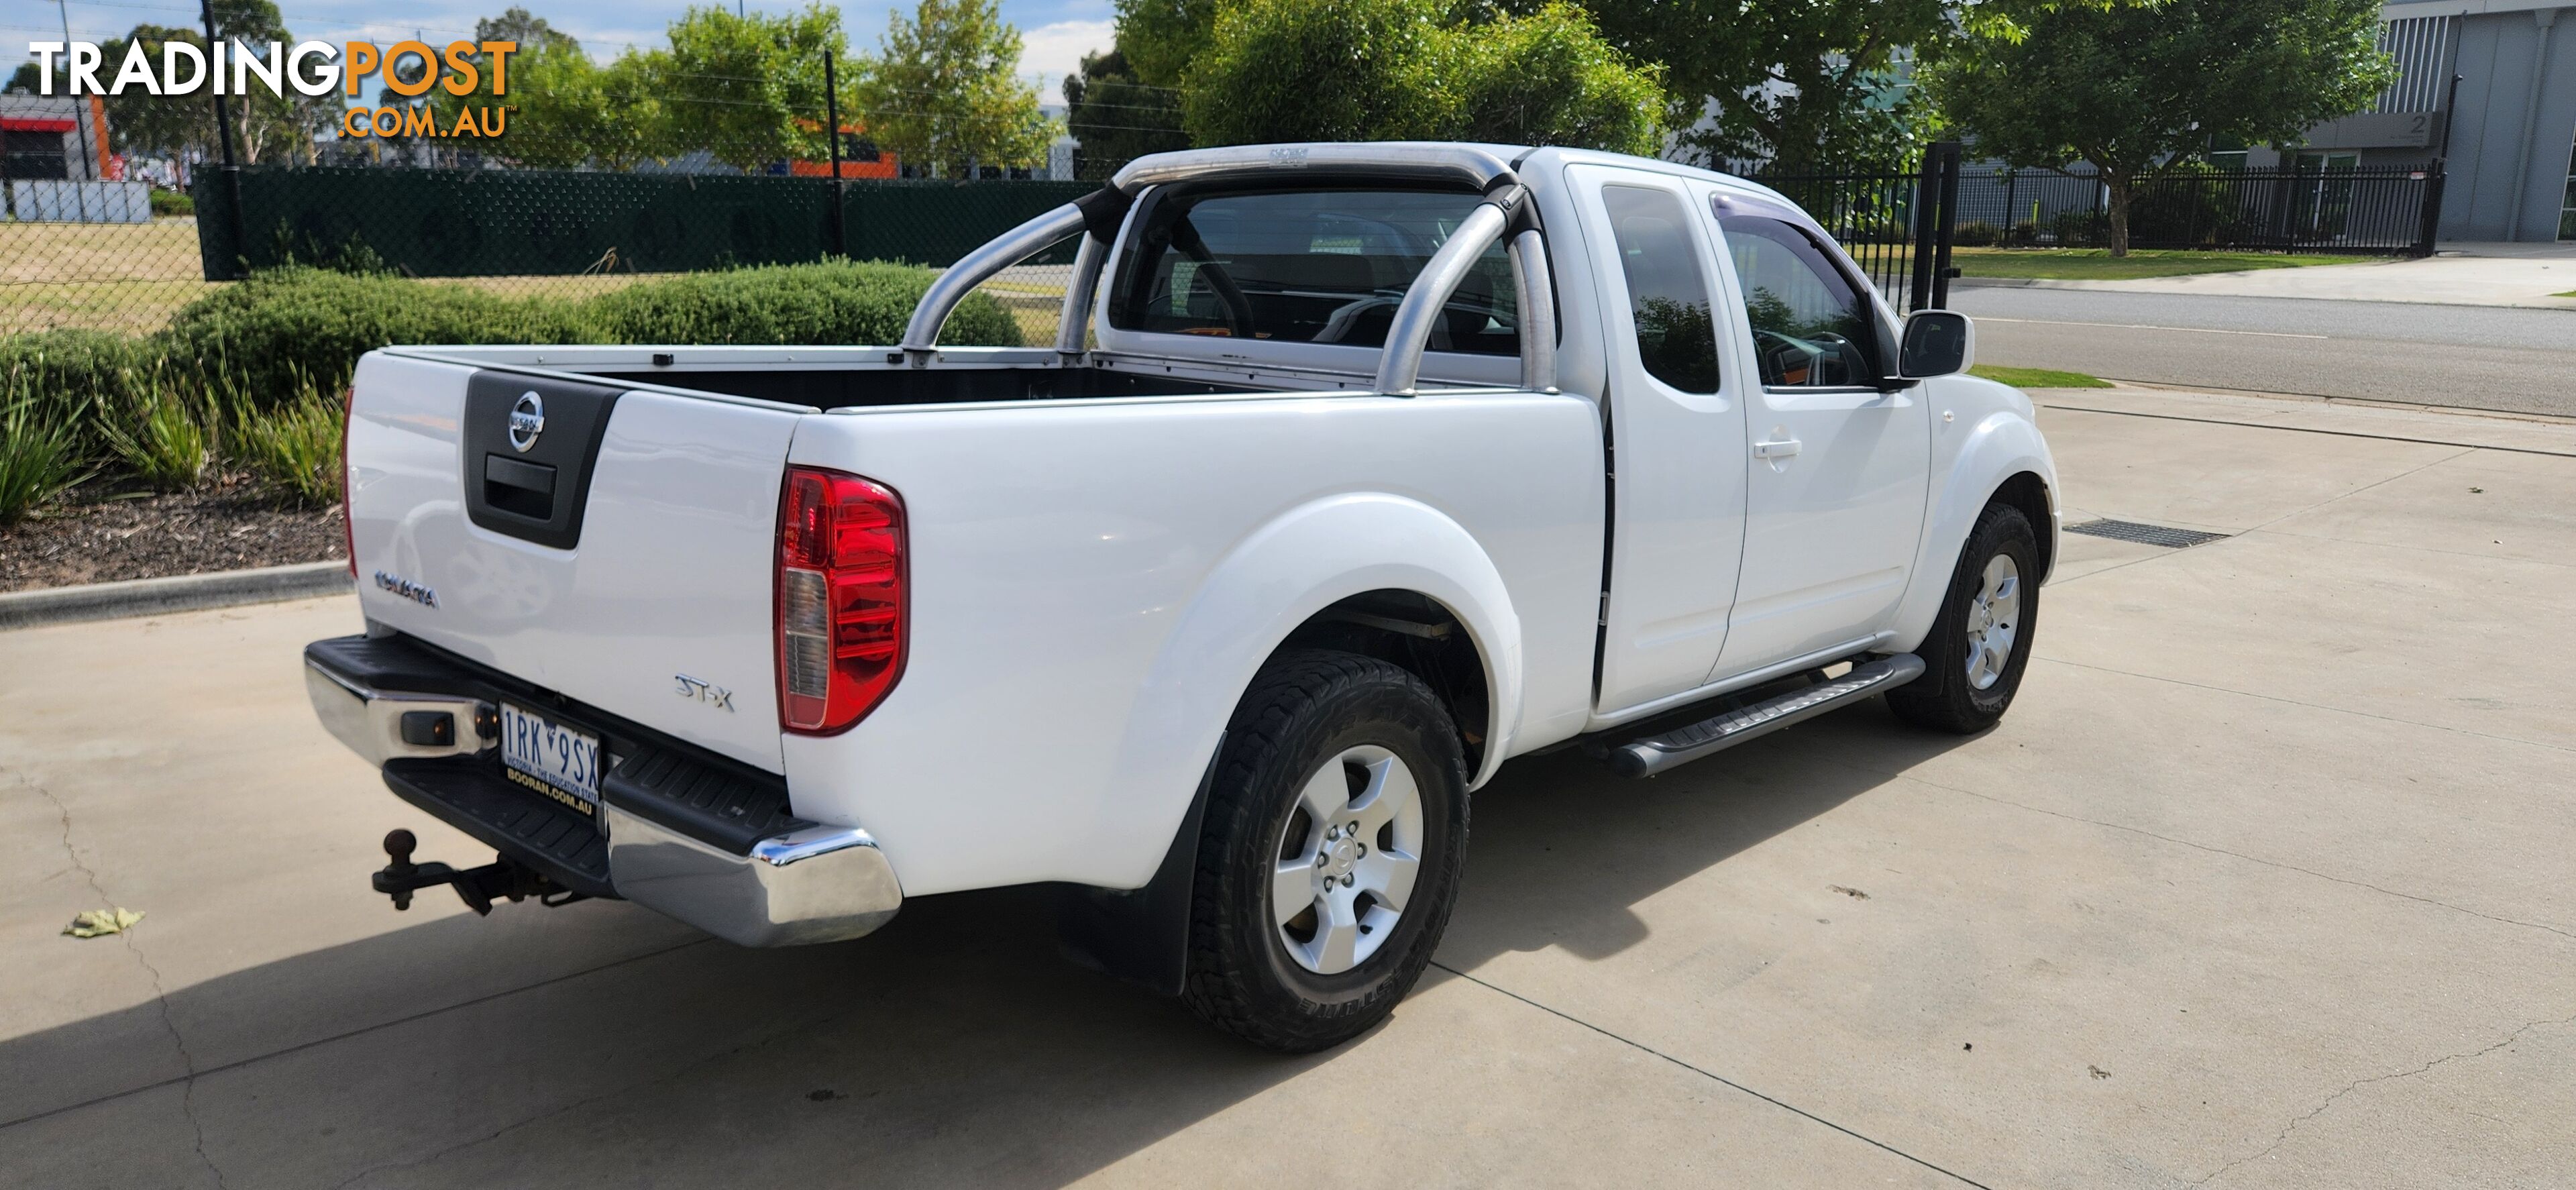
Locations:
1102;492;1523;877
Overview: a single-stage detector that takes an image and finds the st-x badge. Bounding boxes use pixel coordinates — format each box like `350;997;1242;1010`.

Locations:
508;391;545;452
674;674;733;711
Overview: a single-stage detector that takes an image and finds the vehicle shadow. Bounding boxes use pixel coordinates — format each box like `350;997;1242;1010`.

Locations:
0;703;1972;1189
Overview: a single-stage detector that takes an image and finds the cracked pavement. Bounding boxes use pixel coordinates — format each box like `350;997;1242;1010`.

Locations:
3;387;2573;1187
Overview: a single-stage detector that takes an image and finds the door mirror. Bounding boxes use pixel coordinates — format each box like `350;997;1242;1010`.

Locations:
1896;309;1975;380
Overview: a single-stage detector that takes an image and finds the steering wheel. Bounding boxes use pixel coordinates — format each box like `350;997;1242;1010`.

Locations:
1752;328;1870;387
1167;221;1259;339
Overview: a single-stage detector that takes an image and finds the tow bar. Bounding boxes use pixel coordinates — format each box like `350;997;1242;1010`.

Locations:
372;828;588;914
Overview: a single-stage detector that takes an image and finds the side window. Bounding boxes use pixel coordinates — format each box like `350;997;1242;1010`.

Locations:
1601;186;1719;394
1718;214;1882;388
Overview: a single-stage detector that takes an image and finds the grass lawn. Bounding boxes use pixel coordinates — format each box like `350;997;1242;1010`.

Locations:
1951;248;2385;281
1970;364;2112;389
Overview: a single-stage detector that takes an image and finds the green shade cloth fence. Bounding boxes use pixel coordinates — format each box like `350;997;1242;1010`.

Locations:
192;166;1092;280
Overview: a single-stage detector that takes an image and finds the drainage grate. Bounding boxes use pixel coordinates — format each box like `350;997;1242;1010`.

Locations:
2065;519;2232;549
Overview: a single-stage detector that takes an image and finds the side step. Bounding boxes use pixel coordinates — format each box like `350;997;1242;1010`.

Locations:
1605;653;1926;778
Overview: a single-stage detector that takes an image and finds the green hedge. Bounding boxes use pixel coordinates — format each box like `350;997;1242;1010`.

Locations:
7;261;1023;429
584;260;1021;348
161;268;599;398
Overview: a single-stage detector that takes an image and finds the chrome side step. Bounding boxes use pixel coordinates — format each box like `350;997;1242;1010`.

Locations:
1605;653;1926;778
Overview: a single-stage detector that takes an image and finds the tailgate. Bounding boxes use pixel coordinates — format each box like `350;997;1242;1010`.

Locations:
346;352;803;771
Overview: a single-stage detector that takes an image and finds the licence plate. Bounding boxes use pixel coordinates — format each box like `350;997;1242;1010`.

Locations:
500;703;601;816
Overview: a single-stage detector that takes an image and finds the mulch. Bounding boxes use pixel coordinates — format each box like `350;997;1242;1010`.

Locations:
0;477;345;594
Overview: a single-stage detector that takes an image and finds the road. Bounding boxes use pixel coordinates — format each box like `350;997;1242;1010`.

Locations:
5;396;2575;1187
1953;286;2576;417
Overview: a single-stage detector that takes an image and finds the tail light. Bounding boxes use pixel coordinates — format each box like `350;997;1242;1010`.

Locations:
776;467;908;734
339;386;356;576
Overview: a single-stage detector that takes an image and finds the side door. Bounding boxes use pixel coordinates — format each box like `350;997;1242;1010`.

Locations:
1570;166;1753;716
1703;193;1930;679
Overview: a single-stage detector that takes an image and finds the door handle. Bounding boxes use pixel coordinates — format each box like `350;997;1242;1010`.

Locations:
1753;437;1802;460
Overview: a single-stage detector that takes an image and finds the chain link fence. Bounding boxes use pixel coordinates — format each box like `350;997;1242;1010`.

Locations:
3;158;1098;347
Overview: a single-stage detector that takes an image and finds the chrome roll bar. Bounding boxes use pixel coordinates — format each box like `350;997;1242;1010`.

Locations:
1111;142;1521;196
1509;228;1557;394
1375;185;1554;397
900;147;1557;394
900;201;1089;360
1053;231;1110;358
1373;202;1509;396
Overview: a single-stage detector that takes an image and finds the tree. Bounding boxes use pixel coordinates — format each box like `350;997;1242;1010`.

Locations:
1445;4;1666;152
1111;0;1222;89
386;14;662;170
1927;0;2394;254
1181;0;1448;145
1178;0;1663;154
1550;1;1959;171
78;3;338;169
647;4;851;171
511;47;665;170
200;0;334;164
1063;48;1186;180
473;6;580;54
856;0;1053;177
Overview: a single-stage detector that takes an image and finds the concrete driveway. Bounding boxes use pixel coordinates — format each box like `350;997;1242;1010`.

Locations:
4;390;2572;1189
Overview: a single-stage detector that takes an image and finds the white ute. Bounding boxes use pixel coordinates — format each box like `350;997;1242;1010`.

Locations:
307;143;2057;1050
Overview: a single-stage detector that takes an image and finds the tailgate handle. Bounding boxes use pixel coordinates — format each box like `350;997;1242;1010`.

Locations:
483;453;557;519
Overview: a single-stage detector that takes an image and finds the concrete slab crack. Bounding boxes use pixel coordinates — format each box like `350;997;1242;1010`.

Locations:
11;767;229;1190
2190;1013;2576;1187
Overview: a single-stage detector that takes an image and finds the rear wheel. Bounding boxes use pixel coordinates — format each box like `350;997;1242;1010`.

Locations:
1183;651;1467;1052
1888;502;2039;733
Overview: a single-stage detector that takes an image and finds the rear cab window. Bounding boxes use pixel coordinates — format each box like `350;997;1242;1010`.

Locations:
1106;186;1520;356
1601;185;1720;394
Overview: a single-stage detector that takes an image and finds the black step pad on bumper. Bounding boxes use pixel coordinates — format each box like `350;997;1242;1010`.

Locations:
384;758;616;898
604;743;813;856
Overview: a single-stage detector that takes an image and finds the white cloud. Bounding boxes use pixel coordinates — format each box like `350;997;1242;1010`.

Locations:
1017;18;1115;101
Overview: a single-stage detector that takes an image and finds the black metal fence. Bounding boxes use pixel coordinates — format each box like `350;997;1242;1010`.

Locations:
1950;164;2445;256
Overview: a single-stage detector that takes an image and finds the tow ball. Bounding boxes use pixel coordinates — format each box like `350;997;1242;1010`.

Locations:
372;829;586;914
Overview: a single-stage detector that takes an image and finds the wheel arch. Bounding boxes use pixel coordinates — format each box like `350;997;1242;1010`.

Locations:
1890;408;2059;653
1057;494;1518;997
1101;492;1523;875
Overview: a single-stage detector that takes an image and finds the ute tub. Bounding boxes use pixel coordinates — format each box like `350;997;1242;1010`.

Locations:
303;633;903;946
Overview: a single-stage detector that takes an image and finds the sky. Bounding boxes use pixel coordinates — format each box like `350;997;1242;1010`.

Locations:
10;0;1118;104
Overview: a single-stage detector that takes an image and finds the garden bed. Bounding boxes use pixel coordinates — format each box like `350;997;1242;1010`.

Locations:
0;478;343;593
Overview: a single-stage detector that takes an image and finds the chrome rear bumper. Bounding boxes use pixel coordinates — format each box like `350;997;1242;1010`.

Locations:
304;659;493;767
304;635;902;947
604;808;901;946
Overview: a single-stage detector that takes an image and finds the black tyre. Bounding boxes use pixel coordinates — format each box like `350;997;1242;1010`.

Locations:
1182;650;1468;1052
1887;502;2040;734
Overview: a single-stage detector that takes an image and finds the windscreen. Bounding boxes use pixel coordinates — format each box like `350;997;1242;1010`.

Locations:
1107;187;1520;356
